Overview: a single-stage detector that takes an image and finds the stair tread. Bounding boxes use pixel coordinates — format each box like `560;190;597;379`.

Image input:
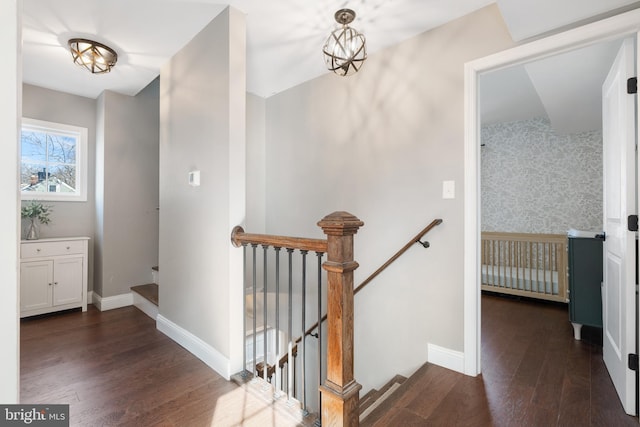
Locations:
360;367;428;426
131;283;159;306
359;374;407;413
378;374;407;394
359;389;380;414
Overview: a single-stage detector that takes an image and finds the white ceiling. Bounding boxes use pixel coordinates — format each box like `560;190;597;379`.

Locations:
480;39;623;134
21;0;640;133
22;0;495;99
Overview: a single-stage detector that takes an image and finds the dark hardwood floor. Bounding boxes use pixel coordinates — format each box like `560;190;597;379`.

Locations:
20;306;305;426
361;293;639;426
21;295;639;426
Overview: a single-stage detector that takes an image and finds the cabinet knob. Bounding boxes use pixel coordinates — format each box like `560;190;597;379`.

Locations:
66;246;70;250
36;248;41;252
54;282;58;285
48;283;52;286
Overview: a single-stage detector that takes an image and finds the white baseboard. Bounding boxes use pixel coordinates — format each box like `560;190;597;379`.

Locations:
132;292;158;320
87;290;94;306
157;314;230;380
92;292;134;311
427;343;465;374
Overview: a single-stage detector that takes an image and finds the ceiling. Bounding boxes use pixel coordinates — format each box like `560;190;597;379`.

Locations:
21;0;640;132
480;39;623;134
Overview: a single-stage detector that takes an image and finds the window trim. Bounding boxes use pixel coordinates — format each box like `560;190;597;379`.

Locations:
20;117;88;202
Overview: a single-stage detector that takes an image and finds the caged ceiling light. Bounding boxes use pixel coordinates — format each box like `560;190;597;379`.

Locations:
68;38;118;74
322;9;367;76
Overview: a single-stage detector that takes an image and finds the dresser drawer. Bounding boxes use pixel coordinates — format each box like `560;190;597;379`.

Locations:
21;240;86;259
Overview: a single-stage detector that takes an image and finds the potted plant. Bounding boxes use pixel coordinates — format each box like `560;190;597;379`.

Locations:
21;201;52;240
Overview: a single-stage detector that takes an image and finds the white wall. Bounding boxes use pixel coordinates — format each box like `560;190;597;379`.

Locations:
264;4;515;392
0;0;20;403
159;7;246;377
94;81;159;298
22;84;97;291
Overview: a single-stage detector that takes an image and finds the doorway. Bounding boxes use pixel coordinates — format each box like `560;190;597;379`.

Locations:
463;8;640;411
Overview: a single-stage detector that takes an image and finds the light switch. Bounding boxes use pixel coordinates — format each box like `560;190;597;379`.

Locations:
189;170;200;187
442;180;455;199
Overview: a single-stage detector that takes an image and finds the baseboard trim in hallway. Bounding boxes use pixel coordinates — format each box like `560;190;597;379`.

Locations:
92;292;133;311
156;314;230;380
427;342;464;374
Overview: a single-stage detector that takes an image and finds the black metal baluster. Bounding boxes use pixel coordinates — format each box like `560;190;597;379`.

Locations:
251;243;258;378
316;251;323;426
242;243;248;376
287;248;294;401
300;250;308;413
262;244;269;383
274;247;281;394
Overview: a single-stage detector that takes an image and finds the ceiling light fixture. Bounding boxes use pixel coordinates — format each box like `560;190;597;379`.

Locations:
68;38;118;74
322;9;366;76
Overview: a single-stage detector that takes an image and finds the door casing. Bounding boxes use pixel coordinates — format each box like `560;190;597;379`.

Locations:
463;8;640;377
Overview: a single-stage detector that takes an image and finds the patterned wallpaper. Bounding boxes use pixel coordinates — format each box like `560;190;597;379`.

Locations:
481;116;602;235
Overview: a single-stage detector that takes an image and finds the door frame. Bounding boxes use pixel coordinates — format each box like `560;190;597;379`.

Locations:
463;8;640;376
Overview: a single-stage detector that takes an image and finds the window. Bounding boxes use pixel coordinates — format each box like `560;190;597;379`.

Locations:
20;118;88;201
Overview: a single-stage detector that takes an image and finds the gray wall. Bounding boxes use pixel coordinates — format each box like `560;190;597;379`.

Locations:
246;93;266;233
159;7;245;373
21;84;97;291
264;4;515;392
94;81;159;297
22;81;159;299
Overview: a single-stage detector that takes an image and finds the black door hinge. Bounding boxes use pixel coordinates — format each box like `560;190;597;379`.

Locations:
628;77;637;94
629;354;639;371
629;215;639;232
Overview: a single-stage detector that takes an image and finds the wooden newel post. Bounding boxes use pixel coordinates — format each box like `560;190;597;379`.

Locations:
318;211;364;427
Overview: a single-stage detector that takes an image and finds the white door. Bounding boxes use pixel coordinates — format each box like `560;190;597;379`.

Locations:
602;37;637;416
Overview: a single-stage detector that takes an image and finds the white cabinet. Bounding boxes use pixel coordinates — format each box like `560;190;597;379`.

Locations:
20;237;89;318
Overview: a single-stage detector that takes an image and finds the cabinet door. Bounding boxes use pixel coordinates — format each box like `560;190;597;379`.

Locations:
53;256;84;306
21;260;53;312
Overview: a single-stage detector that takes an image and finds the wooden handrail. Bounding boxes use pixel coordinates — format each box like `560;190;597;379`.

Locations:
296;219;443;341
231;226;328;253
354;218;443;295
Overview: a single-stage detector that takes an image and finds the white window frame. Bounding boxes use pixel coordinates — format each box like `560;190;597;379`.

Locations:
20;118;88;202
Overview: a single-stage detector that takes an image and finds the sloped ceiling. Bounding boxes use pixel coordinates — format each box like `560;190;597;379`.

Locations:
21;0;494;99
480;39;624;134
481;0;639;134
496;0;639;42
20;0;640;134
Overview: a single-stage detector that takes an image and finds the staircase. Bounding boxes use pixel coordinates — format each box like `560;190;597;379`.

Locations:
359;374;407;423
231;373;319;426
131;266;159;320
359;363;448;426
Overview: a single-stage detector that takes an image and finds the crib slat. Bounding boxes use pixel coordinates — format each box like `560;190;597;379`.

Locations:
481;232;568;303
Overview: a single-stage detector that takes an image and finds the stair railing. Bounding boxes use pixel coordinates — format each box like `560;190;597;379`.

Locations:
231;214;442;426
303;218;443;340
232;211;363;426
